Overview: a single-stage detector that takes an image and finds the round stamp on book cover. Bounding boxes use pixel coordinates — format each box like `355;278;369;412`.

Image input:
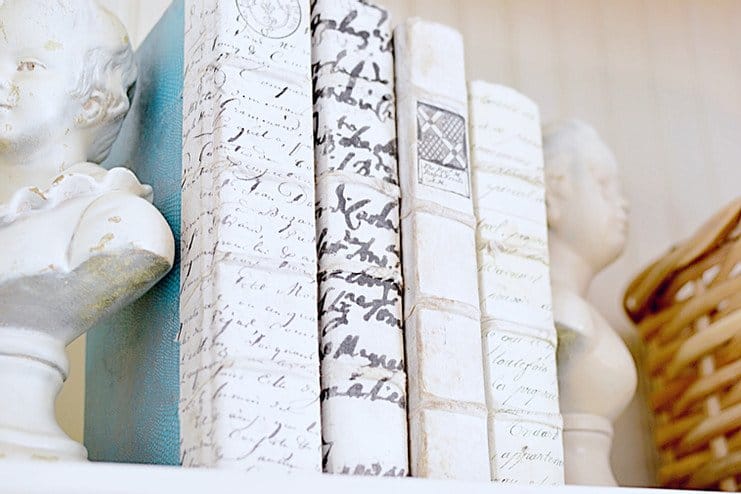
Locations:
236;0;302;39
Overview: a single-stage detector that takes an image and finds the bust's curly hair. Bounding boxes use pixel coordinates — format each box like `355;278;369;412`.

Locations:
67;1;137;163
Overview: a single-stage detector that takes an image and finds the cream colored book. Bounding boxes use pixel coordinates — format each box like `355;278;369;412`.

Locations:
394;18;490;481
179;0;321;474
312;0;407;476
469;81;565;485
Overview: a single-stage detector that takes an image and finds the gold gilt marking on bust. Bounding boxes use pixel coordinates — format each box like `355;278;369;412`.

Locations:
31;453;59;462
29;187;46;200
108;216;122;223
41;264;58;273
52;175;65;185
44;40;62;51
90;233;115;253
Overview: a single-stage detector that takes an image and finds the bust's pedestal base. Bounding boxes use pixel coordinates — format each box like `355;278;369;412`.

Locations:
563;413;616;486
0;329;86;461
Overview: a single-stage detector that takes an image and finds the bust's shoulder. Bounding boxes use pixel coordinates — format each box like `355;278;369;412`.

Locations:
0;163;173;283
552;285;594;340
63;162;108;178
62;163;153;201
67;190;174;270
0;163;153;227
63;164;171;267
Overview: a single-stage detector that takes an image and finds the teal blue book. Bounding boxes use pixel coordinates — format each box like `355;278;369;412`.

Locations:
85;0;183;465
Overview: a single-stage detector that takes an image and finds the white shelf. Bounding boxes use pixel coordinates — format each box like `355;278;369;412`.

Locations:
0;461;706;494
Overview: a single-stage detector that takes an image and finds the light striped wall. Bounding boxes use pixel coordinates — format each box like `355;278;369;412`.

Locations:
57;0;740;486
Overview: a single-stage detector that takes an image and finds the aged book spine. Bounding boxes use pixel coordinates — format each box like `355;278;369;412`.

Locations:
469;81;565;485
394;19;490;480
311;0;408;477
179;0;322;473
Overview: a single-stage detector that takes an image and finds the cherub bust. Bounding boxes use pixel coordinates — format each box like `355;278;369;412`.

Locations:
0;0;174;460
543;120;637;485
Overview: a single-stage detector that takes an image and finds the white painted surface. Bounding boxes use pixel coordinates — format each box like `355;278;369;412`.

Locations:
0;461;714;494
58;0;741;487
56;0;172;447
0;0;174;461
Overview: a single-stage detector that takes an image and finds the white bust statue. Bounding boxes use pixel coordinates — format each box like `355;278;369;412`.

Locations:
543;120;637;485
0;0;174;460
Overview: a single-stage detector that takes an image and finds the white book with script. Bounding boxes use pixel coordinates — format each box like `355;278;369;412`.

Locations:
469;81;565;485
179;0;322;473
394;19;490;481
312;0;408;476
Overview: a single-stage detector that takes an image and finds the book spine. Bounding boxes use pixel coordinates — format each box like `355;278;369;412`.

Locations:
180;0;322;473
394;19;490;481
469;81;565;485
311;0;408;476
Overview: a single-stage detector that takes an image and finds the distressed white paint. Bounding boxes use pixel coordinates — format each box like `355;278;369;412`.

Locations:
0;0;174;461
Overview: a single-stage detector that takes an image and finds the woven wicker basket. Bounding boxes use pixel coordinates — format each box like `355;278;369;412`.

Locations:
623;198;741;491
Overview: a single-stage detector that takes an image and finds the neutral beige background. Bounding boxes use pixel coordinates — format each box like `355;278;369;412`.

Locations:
57;0;740;486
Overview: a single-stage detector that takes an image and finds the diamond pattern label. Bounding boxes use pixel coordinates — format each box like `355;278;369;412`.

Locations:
416;102;470;197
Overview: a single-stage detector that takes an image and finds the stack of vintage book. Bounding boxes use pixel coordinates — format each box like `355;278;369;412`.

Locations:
86;0;563;485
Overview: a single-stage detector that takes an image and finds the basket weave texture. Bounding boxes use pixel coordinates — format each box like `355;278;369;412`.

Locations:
624;198;741;492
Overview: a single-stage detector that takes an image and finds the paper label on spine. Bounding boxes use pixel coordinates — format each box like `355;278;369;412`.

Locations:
417;102;470;197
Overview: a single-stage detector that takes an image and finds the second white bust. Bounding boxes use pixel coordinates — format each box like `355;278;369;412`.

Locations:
0;0;174;460
544;120;637;485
